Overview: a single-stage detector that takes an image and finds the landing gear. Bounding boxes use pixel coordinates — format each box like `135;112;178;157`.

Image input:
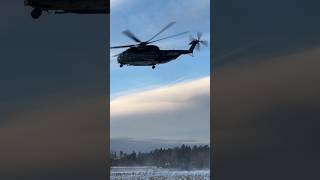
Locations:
31;8;42;19
120;64;124;68
152;65;156;69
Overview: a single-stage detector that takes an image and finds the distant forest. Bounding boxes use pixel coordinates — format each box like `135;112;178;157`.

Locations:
111;145;210;170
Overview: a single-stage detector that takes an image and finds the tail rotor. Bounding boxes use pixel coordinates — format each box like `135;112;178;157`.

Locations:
189;32;208;54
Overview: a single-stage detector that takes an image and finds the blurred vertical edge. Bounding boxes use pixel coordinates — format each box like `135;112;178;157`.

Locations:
213;0;320;179
0;0;110;179
106;1;111;178
210;0;215;179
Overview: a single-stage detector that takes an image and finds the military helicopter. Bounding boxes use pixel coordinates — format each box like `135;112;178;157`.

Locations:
111;22;208;69
24;0;109;19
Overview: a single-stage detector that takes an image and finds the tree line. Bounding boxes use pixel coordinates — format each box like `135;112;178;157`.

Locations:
111;144;210;170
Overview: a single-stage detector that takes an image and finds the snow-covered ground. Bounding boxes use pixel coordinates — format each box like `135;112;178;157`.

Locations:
111;166;210;180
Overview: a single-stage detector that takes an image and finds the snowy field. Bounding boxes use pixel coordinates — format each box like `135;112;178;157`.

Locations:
111;166;210;180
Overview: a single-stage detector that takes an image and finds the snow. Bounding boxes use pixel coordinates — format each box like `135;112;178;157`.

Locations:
111;166;210;180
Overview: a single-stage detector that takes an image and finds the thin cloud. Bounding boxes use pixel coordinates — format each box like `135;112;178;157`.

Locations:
111;76;210;118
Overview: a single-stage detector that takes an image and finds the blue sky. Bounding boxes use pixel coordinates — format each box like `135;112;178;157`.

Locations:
110;0;210;152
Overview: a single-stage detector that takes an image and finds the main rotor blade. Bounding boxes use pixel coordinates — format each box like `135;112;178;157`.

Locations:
122;30;142;43
149;31;189;44
110;44;135;49
189;35;195;41
147;21;176;42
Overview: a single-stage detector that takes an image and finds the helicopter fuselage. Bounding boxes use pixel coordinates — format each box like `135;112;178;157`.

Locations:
117;45;190;66
25;0;108;19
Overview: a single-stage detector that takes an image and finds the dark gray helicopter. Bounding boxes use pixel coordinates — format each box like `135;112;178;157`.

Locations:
24;0;109;19
111;22;207;69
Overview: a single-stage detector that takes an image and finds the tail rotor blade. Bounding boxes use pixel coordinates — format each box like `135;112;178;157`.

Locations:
196;43;200;51
197;32;202;39
189;35;195;42
200;40;208;47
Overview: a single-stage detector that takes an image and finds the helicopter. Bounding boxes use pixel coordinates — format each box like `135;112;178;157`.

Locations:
24;0;109;19
111;22;207;69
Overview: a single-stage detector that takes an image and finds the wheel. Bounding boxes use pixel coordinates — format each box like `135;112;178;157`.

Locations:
31;8;42;19
120;64;124;68
152;65;155;69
